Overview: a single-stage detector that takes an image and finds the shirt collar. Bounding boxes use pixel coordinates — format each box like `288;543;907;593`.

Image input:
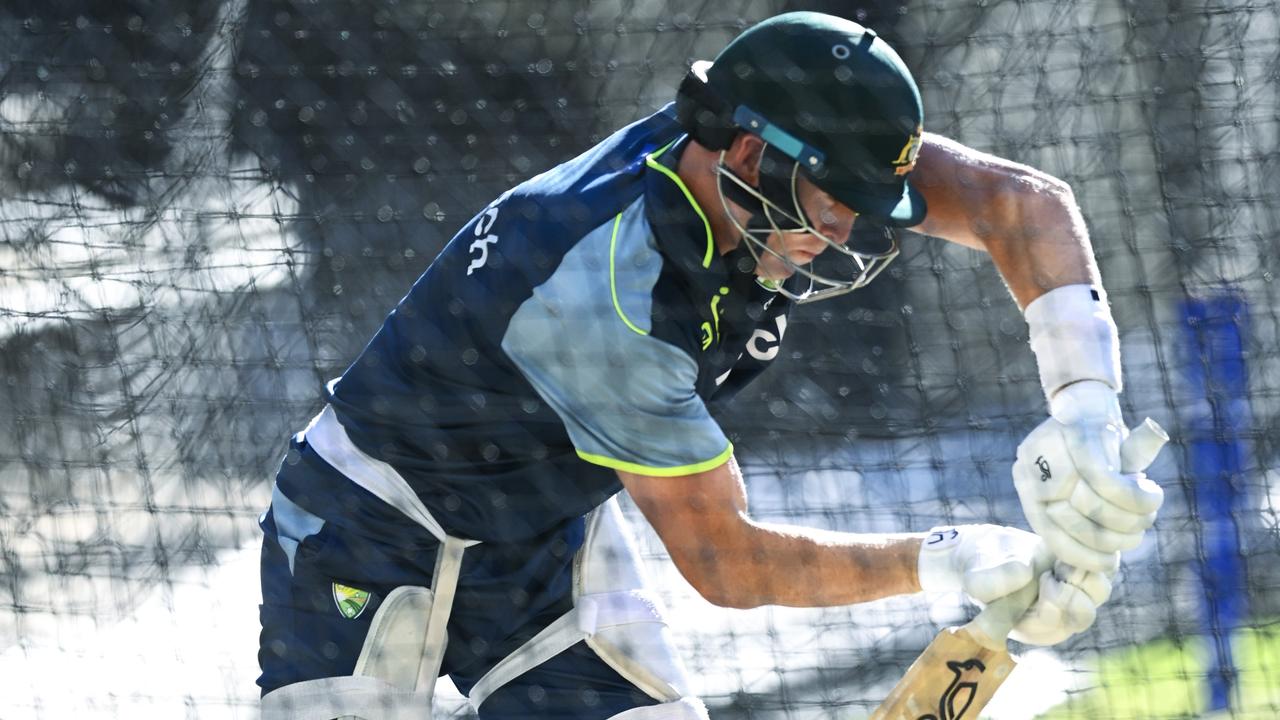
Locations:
643;138;788;299
642;137;720;276
642;137;788;341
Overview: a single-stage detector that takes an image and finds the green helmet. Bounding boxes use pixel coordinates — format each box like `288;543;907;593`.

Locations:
677;11;926;225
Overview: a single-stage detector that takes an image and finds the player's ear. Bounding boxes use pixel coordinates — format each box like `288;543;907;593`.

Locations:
723;132;765;186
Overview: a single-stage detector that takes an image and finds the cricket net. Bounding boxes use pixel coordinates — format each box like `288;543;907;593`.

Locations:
1;0;1278;718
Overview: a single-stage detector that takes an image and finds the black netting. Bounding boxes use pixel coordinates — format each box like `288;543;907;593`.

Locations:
2;1;1277;717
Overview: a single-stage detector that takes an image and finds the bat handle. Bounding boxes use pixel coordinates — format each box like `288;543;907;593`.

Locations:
963;580;1039;652
1121;418;1168;475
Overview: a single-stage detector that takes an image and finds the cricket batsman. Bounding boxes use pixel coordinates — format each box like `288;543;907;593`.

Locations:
257;12;1166;719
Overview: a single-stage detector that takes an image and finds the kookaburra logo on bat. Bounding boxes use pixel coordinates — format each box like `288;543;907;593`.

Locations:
916;658;987;720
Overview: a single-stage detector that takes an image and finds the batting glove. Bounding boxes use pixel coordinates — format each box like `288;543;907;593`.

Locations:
918;524;1111;646
918;524;1053;604
1008;565;1112;645
1013;380;1165;574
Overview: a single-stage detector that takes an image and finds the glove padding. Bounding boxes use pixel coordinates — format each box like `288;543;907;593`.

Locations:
919;524;1053;602
1009;564;1112;645
1014;381;1165;574
919;524;1109;646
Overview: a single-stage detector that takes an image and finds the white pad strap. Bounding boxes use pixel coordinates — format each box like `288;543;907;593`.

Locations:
467;589;668;710
467;605;585;710
305;400;479;547
263;518;470;720
260;542;469;719
607;697;710;720
1024;284;1122;398
421;535;467;687
261;676;425;720
351;586;436;691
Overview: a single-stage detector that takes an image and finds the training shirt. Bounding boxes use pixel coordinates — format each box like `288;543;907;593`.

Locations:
278;104;795;543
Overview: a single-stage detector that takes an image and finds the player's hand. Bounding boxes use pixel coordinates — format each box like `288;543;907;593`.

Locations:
1013;381;1166;574
917;524;1053;605
1009;565;1111;645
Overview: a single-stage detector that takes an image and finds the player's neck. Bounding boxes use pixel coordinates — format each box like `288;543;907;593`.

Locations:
677;143;747;258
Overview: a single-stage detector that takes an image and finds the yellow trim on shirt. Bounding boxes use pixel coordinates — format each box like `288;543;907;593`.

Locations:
645;141;716;269
609;211;649;336
575;442;734;477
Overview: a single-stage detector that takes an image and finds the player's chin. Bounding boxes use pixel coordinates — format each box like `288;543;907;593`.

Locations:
757;258;798;283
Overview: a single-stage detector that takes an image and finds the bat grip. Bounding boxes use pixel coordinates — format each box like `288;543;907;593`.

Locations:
963;580;1039;652
965;422;1167;652
962;420;1167;650
1121;418;1168;474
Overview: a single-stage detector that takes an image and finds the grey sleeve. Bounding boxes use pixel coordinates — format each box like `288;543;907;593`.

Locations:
500;202;731;475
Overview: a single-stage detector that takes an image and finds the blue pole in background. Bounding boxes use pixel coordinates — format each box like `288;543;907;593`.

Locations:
1180;295;1250;712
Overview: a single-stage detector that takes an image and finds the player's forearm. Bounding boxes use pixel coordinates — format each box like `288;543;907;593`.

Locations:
912;133;1100;309
621;459;925;609
721;522;925;608
661;519;925;609
979;181;1098;310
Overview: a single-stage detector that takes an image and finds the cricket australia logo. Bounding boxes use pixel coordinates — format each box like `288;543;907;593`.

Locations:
333;583;372;620
465;201;503;276
893;125;924;177
917;658;987;720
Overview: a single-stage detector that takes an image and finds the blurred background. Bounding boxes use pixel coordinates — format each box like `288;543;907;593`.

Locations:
0;0;1276;717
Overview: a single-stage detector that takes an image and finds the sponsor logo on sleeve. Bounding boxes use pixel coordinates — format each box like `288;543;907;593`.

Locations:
466;193;510;276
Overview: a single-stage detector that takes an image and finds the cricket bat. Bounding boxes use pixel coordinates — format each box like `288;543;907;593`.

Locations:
870;418;1168;720
868;585;1032;720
